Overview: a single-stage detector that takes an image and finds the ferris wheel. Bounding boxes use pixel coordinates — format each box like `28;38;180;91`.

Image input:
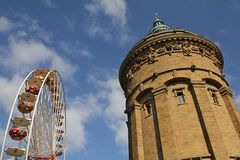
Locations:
0;69;66;160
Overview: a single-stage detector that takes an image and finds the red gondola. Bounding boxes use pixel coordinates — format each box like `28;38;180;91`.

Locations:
9;127;27;141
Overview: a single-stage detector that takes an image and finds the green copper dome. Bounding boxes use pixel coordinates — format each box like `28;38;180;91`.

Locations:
149;13;171;34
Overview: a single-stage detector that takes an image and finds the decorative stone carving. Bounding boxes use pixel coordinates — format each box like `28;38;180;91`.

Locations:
120;37;224;92
147;47;158;64
126;69;134;80
208;71;213;78
119;33;225;96
191;45;199;52
181;41;192;56
172;44;182;51
127;89;132;96
136;56;143;66
165;43;173;55
156;47;165;54
172;70;177;78
139;83;144;92
210;52;220;68
132;62;140;73
141;52;149;64
199;47;205;57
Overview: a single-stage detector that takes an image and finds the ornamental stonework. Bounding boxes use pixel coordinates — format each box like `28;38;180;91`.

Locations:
121;33;223;90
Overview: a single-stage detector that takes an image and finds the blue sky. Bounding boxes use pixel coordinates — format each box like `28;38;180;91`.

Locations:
0;0;240;159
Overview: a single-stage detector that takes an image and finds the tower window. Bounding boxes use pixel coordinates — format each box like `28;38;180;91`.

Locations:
209;89;219;104
175;89;185;104
144;102;152;116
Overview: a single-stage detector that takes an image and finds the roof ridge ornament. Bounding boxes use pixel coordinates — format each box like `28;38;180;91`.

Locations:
149;13;171;34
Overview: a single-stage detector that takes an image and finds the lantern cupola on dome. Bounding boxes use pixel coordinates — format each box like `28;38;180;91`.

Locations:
149;13;171;34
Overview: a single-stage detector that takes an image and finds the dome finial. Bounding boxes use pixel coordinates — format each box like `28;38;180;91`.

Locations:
154;13;160;21
149;13;171;34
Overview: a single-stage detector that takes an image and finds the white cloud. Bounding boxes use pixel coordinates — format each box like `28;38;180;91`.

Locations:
42;0;56;8
79;49;94;58
101;78;127;148
64;16;76;32
59;41;72;53
0;128;6;147
66;94;102;150
84;0;134;44
85;0;127;27
51;56;77;80
0;34;77;80
2;38;55;73
66;71;127;152
0;15;78;118
87;23;112;42
59;41;94;58
0;74;23;111
0;16;14;32
88;71;128;148
66;107;86;150
14;13;53;43
16;30;28;37
118;31;133;46
28;21;53;43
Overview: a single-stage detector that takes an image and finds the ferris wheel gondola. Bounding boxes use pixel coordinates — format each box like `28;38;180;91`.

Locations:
0;69;66;160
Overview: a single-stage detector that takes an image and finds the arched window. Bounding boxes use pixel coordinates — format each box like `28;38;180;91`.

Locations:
175;89;185;104
209;89;219;104
135;88;153;117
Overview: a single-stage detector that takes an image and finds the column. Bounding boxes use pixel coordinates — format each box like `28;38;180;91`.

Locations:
191;80;228;160
128;102;144;160
219;86;240;138
152;85;177;160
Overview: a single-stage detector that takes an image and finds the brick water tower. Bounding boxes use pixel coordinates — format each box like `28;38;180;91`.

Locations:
119;14;240;160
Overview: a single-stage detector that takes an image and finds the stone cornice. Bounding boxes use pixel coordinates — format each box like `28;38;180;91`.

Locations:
152;85;168;96
124;100;142;114
124;68;227;100
219;86;233;97
119;29;224;92
191;80;206;88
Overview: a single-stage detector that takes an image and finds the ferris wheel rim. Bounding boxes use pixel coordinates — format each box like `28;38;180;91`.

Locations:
1;69;67;160
0;69;37;159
